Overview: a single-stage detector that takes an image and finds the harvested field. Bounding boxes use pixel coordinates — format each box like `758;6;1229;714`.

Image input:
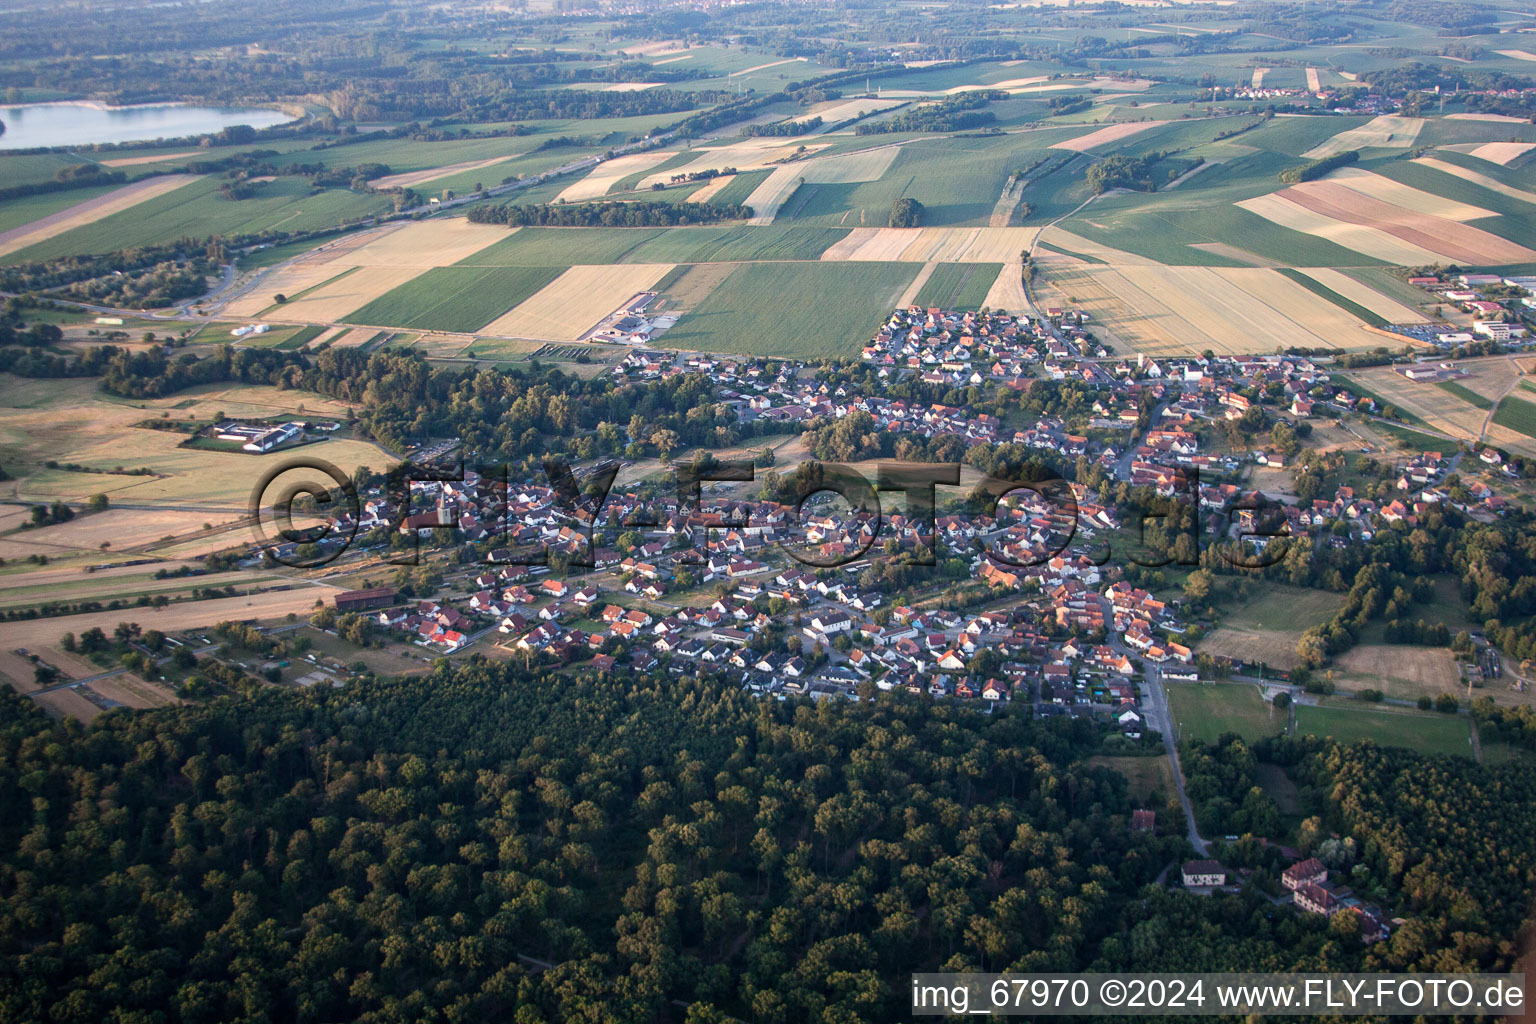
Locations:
791;97;906;126
1198;627;1305;670
636;137;831;189
652;54;692;65
91;675;180;709
1295;268;1428;323
369;154;521;190
1236;193;1449;264
1347;364;1534;452
1042;264;1385;356
8;508;241;553
1277;181;1535;264
1496;49;1536;62
482;263;673;340
981;262;1030;314
1323;166;1496;221
746;145;903;223
275;265;426;323
32;689;102;723
686;174;737;204
225;262;354;317
0;174;201;258
729;58;805;76
556;150;678;202
1049;121;1158;153
1445;112;1532;123
1306;67;1321;91
820;225;1037;263
0;587;342;652
1412;157;1536;206
1466;142;1536;166
99;150;203;167
1331;644;1461;700
600;82;663;92
1036;226;1160;265
1302;115;1424;158
1251;68;1269;88
330;219;510;268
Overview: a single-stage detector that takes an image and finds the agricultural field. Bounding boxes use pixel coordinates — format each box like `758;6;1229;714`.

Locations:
0;174;202;258
1346;364;1536;455
1294;704;1472;759
1165;683;1286;745
1038;264;1393;356
1329;645;1463;702
482;263;673;340
657;261;921;357
912;262;1003;310
1198;585;1344;671
343;265;564;333
1493;396;1536;440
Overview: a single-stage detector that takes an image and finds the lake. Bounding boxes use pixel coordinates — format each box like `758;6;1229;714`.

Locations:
0;102;294;151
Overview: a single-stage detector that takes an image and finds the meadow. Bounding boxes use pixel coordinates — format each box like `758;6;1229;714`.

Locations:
657;261;920;357
1165;683;1286;745
913;262;1003;310
1293;704;1472;759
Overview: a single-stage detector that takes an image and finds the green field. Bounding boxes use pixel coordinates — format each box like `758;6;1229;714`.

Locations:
658;261;920;357
1294;704;1472;758
13;176;392;262
1370;421;1462;455
0;182;125;235
458;224;848;267
1492;396;1536;440
710;170;772;208
1166;683;1286;745
914;263;1002;310
1437;380;1494;411
345;265;565;332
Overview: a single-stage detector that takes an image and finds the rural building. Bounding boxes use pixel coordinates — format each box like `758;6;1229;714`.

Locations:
1131;809;1155;832
1281;857;1328;891
1181;860;1227;888
335;588;398;612
1293;882;1341;916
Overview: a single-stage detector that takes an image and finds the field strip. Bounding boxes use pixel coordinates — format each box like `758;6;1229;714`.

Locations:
1187;242;1281;267
637;136;832;189
1466;142;1536;167
0;174;202;258
1496;49;1536;62
0;587;342;653
1302;114;1424;158
330;218;511;267
98;150;202;168
1445;112;1531;122
1236;193;1446;264
818;226;1036;263
989;177;1026;226
482;263;673;340
820;227;880;261
1050;121;1158;152
791;97;906;127
896;262;938;307
1296;268;1428;322
288;266;429;323
1280;181;1536;264
1323;166;1497;221
1306;67;1321;91
746;145;903;223
1412;157;1536;205
1251;68;1269;88
602;82;663;92
729;58;805;76
556;149;679;202
370;154;522;190
687;174;737;204
1039;226;1160;265
652;54;692;65
982;262;1029;314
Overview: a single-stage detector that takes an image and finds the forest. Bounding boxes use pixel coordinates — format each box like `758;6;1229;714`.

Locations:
0;656;1528;1024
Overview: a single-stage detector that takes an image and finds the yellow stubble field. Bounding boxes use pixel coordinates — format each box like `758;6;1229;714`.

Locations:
482;263;674;340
